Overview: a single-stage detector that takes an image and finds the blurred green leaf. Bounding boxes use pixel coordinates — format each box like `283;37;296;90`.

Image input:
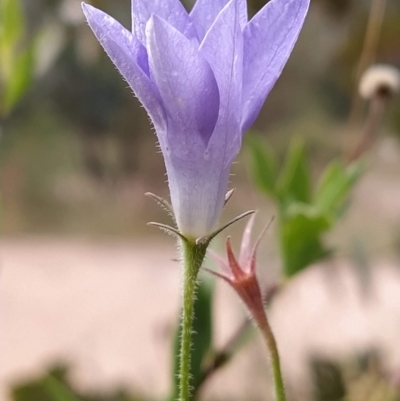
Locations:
3;41;35;113
0;0;24;48
315;160;364;215
42;376;81;401
170;276;215;401
247;136;364;277
277;138;311;205
280;203;331;277
0;0;35;116
311;357;346;401
12;366;76;401
247;135;278;199
11;364;147;401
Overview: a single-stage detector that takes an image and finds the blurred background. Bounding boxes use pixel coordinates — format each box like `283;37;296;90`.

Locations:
1;0;400;400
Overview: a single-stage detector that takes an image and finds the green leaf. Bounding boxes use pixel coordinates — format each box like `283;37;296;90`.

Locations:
310;358;346;401
42;376;82;401
246;134;278;199
11;366;82;401
169;275;215;401
3;41;35;113
0;0;24;47
280;203;331;277
277;138;311;205
315;160;364;215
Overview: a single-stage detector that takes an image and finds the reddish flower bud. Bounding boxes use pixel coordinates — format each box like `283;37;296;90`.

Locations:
207;214;273;327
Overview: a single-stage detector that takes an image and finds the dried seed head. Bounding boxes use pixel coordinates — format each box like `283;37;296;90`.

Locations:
359;64;400;100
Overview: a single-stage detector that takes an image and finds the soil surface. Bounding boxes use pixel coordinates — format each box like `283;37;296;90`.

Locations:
1;237;399;401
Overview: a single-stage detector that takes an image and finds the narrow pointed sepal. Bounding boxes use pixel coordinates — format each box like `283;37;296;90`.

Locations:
145;192;174;214
203;266;232;284
249;216;275;273
197;210;255;246
224;188;236;206
147;222;188;242
204;213;275;327
226;237;245;278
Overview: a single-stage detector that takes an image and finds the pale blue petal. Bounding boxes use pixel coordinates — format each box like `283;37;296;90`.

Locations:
200;0;243;165
241;0;310;131
146;15;220;149
82;3;166;130
165;153;230;238
132;0;197;44
190;0;247;40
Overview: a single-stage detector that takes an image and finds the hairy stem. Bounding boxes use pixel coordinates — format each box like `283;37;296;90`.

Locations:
179;239;207;401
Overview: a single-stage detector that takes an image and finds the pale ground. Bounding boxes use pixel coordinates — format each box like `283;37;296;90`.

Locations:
1;238;400;401
1;139;400;401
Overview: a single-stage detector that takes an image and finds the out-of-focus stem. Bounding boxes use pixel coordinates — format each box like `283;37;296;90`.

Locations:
237;279;286;401
347;91;387;163
356;0;387;80
255;310;286;401
347;0;387;128
179;239;207;401
193;284;280;398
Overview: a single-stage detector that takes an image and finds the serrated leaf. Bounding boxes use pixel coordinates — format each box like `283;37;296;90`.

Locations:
246;134;278;199
315;160;364;215
3;41;34;114
277;138;311;205
169;276;215;401
280;203;331;277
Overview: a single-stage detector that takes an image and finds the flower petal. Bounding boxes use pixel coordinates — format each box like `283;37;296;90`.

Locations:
200;0;243;164
241;0;310;131
164;152;230;238
146;15;220;148
82;3;166;130
190;0;247;40
131;0;197;44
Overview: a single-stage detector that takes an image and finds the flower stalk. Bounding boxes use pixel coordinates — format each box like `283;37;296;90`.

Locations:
179;238;208;401
255;307;286;401
207;215;286;401
231;265;286;401
146;193;254;400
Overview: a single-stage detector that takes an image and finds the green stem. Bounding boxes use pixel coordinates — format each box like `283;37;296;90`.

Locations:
258;316;286;401
179;239;207;401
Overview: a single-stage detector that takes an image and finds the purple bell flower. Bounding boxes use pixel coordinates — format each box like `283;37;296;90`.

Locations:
82;0;309;239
